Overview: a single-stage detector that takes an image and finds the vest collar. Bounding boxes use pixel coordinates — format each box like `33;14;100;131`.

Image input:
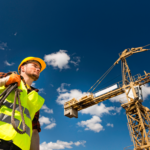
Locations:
20;75;39;93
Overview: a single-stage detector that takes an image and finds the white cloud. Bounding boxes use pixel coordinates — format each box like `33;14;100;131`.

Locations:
4;60;14;66
76;68;79;71
14;32;17;36
80;103;121;116
142;84;150;100
115;107;122;113
77;116;104;132
107;123;114;127
109;93;127;103
74;141;86;147
57;83;70;93
44;50;81;70
0;42;7;50
39;88;46;94
50;84;54;87
70;56;80;66
44;50;70;70
39;116;56;129
31;82;36;87
45;123;56;129
39;116;51;126
40;140;86;150
112;113;117;115
56;83;87;105
109;84;150;103
56;89;84;105
41;104;53;114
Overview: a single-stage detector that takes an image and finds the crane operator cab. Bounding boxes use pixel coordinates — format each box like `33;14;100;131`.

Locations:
127;85;143;102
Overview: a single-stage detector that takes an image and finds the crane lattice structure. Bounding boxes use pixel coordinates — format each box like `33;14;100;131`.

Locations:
64;45;150;150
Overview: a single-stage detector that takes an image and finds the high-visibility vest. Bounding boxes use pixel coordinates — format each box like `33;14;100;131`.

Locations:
0;80;45;150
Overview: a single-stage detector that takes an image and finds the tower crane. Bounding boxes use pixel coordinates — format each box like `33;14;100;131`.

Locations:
64;45;150;150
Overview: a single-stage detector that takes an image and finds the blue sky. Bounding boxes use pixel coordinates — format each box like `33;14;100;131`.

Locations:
0;0;150;150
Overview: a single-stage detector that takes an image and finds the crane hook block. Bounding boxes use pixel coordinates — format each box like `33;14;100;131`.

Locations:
64;107;78;118
64;98;78;118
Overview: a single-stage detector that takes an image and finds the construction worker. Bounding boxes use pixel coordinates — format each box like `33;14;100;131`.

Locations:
0;57;46;150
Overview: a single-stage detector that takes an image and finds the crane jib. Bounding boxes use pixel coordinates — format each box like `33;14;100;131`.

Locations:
64;45;150;150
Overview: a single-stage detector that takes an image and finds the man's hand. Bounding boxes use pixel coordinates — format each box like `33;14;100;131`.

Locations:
30;129;40;150
5;73;21;87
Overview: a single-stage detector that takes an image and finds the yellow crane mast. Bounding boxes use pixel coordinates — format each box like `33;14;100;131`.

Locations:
64;45;150;150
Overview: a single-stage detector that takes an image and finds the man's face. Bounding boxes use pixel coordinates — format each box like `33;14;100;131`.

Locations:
22;62;41;81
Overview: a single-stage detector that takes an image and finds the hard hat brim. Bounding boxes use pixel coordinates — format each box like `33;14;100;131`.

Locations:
18;57;46;73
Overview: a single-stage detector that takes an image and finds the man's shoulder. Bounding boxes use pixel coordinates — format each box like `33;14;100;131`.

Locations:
0;72;9;78
0;71;18;78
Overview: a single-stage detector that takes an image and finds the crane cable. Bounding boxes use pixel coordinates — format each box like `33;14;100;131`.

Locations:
87;44;150;93
97;73;121;88
87;64;115;93
142;43;150;48
91;64;115;93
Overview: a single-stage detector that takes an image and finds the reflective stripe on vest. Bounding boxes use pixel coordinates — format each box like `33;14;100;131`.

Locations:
0;113;30;136
19;122;30;136
0;113;20;127
3;100;31;119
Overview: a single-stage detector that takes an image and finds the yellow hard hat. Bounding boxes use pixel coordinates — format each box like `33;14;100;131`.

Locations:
18;57;46;73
